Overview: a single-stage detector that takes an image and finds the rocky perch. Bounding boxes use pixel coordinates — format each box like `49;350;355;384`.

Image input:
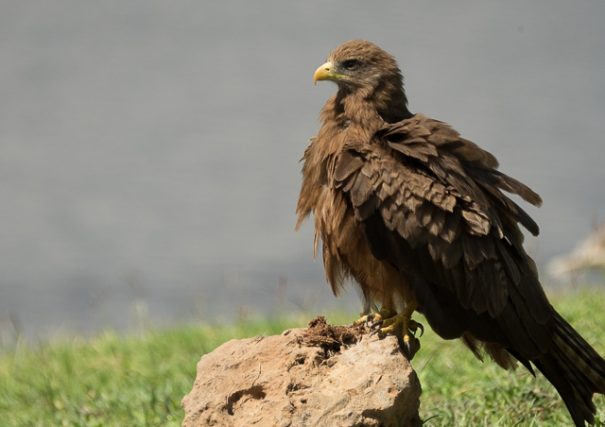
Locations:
182;317;421;427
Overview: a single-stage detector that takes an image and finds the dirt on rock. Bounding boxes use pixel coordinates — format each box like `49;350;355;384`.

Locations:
297;316;365;354
182;317;421;427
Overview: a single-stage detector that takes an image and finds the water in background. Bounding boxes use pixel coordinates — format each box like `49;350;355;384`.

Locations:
1;1;604;340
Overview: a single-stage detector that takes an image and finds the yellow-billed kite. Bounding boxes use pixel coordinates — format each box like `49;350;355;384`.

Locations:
296;40;605;426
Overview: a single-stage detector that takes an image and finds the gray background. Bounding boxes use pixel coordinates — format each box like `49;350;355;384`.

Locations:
1;1;604;339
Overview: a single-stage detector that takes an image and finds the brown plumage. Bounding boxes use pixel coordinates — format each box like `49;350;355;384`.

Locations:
296;39;605;426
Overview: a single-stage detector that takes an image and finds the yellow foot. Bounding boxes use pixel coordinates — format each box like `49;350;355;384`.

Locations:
353;306;395;327
370;313;424;360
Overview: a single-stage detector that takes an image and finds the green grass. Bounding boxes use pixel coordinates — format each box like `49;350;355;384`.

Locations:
0;292;604;426
415;290;605;426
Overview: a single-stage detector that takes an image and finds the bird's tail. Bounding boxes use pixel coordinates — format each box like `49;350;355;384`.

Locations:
533;312;605;426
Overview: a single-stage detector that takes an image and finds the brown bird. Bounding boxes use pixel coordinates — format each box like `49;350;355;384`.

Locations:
296;39;605;426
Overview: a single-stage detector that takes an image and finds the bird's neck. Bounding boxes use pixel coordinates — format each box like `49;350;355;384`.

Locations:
332;84;412;132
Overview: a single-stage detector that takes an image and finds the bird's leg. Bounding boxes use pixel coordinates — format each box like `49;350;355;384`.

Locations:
372;301;423;360
353;293;396;326
353;299;374;326
352;293;423;358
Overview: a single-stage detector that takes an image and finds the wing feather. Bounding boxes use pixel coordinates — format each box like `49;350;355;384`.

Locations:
334;114;546;325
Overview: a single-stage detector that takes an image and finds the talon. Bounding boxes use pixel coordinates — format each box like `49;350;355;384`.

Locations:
353;314;372;326
379;315;399;329
369;315;383;328
408;319;424;337
401;334;421;359
378;321;402;336
354;304;422;359
369;319;383;330
354;305;392;326
373;312;423;360
355;307;395;329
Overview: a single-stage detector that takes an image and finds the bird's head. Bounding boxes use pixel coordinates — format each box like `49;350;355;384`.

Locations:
313;40;410;122
313;40;403;92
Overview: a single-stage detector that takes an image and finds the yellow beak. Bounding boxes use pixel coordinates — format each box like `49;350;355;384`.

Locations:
313;61;335;85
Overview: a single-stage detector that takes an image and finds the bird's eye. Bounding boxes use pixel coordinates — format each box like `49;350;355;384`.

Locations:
341;59;362;70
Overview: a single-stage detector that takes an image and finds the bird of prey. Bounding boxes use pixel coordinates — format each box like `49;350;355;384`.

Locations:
296;39;605;426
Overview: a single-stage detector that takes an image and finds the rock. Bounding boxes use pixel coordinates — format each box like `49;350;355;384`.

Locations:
182;317;421;427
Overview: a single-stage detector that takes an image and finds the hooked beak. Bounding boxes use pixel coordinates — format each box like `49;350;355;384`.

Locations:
313;61;336;85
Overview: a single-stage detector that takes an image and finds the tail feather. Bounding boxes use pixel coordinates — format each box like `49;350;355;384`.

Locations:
534;313;605;426
553;313;605;391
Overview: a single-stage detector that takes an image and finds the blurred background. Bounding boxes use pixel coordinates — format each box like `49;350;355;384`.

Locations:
1;0;604;340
